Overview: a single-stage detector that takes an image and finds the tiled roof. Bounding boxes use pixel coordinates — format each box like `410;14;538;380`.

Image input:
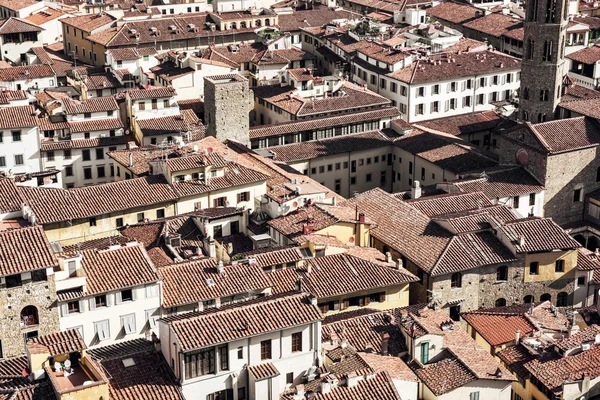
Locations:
277;5;361;32
248;363;280;381
60;13;116;32
527;116;600;153
40;134;131;151
496;344;536;379
0;178;23;213
56;287;84;302
0;18;42;34
501;218;580;253
462;311;535;346
127;86;176;100
0;226;57;277
136;109;203;137
426;1;482;24
416;354;477;395
0;64;55;80
89;339;184;400
0;0;42;11
554;324;600;352
449;167;544;198
413;110;510;137
432;205;517;234
0;105;38;128
268;130;396;163
164;151;227;172
357;353;418;382
406;192;492;217
322;307;417;355
267;205;339;238
394;129;498;174
84;73;123;90
0;89;27;105
18;175;178;224
249;247;304;268
559;97;600;119
81;243;160;295
194;207;244;220
463;12;523;39
163;292;322;352
27;329;86;357
107;47;157;61
577;248;600;271
567;44;600;64
25;9;67;25
67;117;124;133
158;258;271;307
387;51;520;84
252;81;390;117
525;345;600;393
63;96;119;114
249;107;400;139
268;253;417;298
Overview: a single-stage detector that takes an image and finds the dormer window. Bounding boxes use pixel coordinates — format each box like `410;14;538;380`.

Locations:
120;288;133;302
84;112;91;119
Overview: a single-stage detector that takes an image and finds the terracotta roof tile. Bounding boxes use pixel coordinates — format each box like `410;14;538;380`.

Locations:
136;109;203;138
158;258;271;308
449;167;544;198
0;105;38;129
0;226;57;277
277;6;361;32
406;192;493;217
426;2;482;24
0;64;55;80
567;44;600;64
357;353;418;382
413;110;508;136
496;344;536;379
502;217;580;253
0;178;23;214
463;13;523;39
25;9;67;25
40;134;131;151
107;47;157;61
163;292;323;352
462;311;535;346
27;329;86;357
89;339;184;400
554;324;600;352
527;116;600;153
67;117;124;133
63;96;119;114
416;354;477;395
81;243;160;295
60;13;115;32
128;86;176;100
248;363;280;381
0;18;42;34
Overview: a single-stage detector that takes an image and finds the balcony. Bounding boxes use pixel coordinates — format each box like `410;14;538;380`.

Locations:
46;356;108;399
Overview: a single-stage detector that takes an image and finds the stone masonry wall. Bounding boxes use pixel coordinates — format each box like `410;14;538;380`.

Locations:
204;77;252;146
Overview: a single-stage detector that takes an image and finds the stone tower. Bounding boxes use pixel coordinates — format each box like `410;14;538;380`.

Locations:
519;0;568;123
204;74;252;147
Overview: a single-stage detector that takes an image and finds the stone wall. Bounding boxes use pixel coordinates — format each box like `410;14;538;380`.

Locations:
0;277;59;358
204;76;252;146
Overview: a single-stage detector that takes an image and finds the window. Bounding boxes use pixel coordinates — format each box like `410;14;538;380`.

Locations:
597;166;600;182
47;151;55;162
184;348;215;379
449;305;460;321
366;173;372;182
578;276;586;286
573;188;582;202
0;157;4;167
417;87;424;97
121;288;133;302
213;197;227;207
350;176;356;185
497;266;508;281
495;298;506;307
94;320;110;341
523;295;534;304
431;101;439;112
530;262;539;275
139;101;146;110
408;161;413;174
335;179;341;194
513;196;520;209
137;213;144;222
260;339;272;360
380;171;386;186
555;259;565;273
89;217;97;227
63;149;72;160
237;191;250;202
6;274;22;288
421;167;425;181
83;168;92;180
469;392;480;400
67;300;80;314
237;347;243;359
95;148;104;160
416;104;424;115
557;292;568;307
116;217;123;228
219;345;228;370
121;313;136;335
95;295;107;308
14;154;23;165
82;149;91;161
11;131;21;142
540;293;551;302
433;84;439;95
286;372;294;384
97;166;105;178
451;272;462;288
237;388;246;400
292;332;302;352
156;209;165;219
420;342;429;364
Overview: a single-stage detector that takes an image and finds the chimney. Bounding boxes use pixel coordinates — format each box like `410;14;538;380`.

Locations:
411;180;422;199
385;251;392;263
515;329;520;345
217;260;224;273
303;223;311;235
518;236;525;246
340;338;348;349
321;381;332;395
358;212;365;223
346;372;360;388
209;238;216;258
380;332;390;356
129;152;133;167
295;276;303;292
396;258;403;269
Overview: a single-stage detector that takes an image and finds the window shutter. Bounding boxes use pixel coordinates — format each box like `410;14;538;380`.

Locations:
365;296;371;305
79;299;86;313
132;288;138;301
115;291;122;305
237;193;241;203
461;81;466;91
61;303;68;317
106;294;113;307
89;298;96;311
445;100;450;112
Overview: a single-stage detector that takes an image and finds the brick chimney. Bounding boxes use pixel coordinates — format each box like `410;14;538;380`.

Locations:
380;332;390;356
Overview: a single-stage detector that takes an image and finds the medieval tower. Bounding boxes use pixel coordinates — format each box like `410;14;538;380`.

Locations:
519;0;569;122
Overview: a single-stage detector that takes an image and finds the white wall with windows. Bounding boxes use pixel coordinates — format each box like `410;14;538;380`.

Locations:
58;282;161;348
0;125;42;176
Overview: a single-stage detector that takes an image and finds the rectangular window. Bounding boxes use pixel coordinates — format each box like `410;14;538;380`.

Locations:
14;154;23;165
0;157;5;167
121;313;136;335
529;193;536;206
184;348;215;379
213;197;227;207
94;320;110;341
137;212;145;222
83;168;92;180
555;259;565;273
260;339;272;360
420;342;429;364
139;102;146;110
513;196;520;209
89;217;96;227
95;148;104;160
530;262;539;275
82;149;91;161
219;345;228;370
408;161;413;174
470;393;480;400
286;372;294;384
121;288;133;302
95;295;107;308
11;131;21;142
116;217;124;228
97;166;105;178
156;209;165;219
47;151;55;162
292;332;302;352
67;300;80;314
574;188;582;202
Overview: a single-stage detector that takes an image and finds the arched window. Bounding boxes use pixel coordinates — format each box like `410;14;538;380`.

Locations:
240;21;247;28
495;298;507;307
230;22;237;30
255;19;261;27
451;272;462;288
265;19;270;26
496;266;508;281
587;236;600;252
21;305;38;327
522;87;529;100
573;234;586;247
523;295;534;303
540;293;552;302
527;39;535;59
557;292;568;307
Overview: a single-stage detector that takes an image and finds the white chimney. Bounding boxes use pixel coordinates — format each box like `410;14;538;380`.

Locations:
217;260;224;273
411;180;422;199
128;152;133;167
515;329;520;345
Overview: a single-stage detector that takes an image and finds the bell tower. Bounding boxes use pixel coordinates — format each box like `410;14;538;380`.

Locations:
519;0;568;123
